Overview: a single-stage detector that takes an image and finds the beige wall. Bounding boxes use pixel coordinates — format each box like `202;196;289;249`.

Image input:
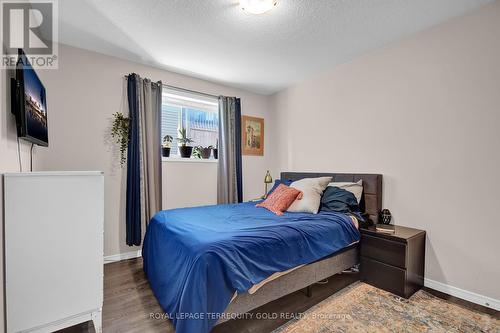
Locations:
1;60;34;333
272;2;500;300
33;44;277;257
162;161;217;209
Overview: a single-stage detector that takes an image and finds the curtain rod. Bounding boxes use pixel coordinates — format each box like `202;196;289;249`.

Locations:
163;84;219;99
124;75;219;99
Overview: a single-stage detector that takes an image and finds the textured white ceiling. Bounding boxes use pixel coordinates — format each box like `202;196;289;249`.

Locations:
57;0;493;94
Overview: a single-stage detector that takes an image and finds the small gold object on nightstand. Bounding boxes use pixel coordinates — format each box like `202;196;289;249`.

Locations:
261;170;273;199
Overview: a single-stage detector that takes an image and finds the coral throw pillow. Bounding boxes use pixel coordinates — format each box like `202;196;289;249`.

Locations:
256;184;303;216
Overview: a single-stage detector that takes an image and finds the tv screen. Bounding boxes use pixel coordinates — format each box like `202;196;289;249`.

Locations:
14;49;49;146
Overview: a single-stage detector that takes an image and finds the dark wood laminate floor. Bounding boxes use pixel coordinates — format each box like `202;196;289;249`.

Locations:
58;258;358;333
59;258;498;333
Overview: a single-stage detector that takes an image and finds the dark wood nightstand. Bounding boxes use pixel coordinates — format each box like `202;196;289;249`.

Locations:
360;225;426;298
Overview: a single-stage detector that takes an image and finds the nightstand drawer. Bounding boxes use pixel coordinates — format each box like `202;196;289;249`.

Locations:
360;257;407;298
361;234;406;268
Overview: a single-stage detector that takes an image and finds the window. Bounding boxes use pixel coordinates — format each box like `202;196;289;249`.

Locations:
161;88;219;158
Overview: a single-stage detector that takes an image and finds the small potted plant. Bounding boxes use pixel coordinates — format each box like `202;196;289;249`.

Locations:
110;112;129;166
213;139;218;159
194;145;212;159
162;135;173;157
178;127;194;158
192;146;202;159
201;146;213;159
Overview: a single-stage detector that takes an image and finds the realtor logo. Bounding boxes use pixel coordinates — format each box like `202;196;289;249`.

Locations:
1;0;58;68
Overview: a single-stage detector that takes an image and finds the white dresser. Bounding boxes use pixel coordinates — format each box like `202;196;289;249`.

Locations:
3;172;104;333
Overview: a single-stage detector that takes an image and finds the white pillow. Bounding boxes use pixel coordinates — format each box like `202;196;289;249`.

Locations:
287;177;332;214
328;180;363;203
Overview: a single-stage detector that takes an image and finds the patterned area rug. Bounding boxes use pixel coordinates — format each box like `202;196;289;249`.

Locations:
273;282;499;333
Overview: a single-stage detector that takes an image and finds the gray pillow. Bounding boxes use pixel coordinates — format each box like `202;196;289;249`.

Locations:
287;177;332;214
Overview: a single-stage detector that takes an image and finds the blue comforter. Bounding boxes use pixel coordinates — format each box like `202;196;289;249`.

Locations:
142;202;360;333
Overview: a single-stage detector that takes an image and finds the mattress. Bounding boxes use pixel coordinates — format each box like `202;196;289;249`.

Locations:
240;216;360;297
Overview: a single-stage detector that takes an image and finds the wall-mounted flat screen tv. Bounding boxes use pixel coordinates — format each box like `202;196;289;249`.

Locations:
11;49;49;146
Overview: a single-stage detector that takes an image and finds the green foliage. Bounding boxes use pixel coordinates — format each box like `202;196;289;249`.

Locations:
193;145;213;159
111;112;129;166
162;135;173;148
193;146;202;159
178;128;194;146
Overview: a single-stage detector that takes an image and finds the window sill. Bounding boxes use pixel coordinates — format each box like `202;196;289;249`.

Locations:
162;157;218;164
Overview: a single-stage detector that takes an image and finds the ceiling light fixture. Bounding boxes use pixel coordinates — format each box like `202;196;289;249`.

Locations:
240;0;278;15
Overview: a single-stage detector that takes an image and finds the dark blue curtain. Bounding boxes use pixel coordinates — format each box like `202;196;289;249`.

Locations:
126;73;141;246
234;98;243;203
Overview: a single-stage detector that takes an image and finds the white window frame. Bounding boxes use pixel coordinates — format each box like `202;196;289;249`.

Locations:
161;88;219;162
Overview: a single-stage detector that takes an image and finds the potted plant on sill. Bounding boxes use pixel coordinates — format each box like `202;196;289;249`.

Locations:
213;139;218;159
178;128;194;158
192;146;201;159
193;145;213;159
162;135;173;157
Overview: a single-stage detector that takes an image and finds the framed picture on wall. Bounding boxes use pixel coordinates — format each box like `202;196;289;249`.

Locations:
241;115;264;156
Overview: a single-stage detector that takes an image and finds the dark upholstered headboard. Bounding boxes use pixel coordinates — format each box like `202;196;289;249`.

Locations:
280;172;383;224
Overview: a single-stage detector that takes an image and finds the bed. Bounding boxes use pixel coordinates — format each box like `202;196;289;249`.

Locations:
142;172;382;333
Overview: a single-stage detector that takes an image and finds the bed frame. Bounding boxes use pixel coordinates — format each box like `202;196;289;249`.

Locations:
219;172;382;323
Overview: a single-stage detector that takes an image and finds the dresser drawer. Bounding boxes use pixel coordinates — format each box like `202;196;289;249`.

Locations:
361;234;407;268
360;257;407;298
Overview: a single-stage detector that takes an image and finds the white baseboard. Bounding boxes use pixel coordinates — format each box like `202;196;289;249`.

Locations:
424;278;499;311
104;250;142;264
